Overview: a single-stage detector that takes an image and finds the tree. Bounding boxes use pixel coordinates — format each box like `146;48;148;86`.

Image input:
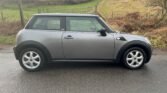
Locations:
148;0;167;26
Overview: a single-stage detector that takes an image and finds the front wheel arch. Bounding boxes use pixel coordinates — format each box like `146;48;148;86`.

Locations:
116;41;152;63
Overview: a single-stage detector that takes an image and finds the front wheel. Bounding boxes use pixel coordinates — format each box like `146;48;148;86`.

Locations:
122;47;147;69
18;48;46;72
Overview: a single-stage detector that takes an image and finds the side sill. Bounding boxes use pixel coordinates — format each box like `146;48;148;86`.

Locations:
49;59;116;63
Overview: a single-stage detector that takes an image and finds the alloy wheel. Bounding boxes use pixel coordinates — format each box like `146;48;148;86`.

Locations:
126;50;144;68
22;51;41;69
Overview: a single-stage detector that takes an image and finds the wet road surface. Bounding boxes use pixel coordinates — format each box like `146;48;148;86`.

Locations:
0;48;167;93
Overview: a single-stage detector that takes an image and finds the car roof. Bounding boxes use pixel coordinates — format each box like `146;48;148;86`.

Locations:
34;13;99;17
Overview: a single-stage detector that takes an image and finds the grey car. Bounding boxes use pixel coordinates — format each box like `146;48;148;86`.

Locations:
13;13;152;72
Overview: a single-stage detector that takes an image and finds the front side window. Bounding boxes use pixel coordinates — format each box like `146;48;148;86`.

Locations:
66;17;105;32
27;16;61;30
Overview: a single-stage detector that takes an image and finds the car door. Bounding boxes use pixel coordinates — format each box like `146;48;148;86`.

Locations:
62;16;115;59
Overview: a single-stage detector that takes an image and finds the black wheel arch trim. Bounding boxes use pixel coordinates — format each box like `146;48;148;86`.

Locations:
116;40;152;63
14;41;51;61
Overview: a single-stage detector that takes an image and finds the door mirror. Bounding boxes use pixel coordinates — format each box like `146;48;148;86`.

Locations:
98;29;107;36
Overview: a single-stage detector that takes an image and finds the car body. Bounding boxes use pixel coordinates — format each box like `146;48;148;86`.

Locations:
13;13;152;71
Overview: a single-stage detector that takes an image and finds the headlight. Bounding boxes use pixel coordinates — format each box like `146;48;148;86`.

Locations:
144;37;151;44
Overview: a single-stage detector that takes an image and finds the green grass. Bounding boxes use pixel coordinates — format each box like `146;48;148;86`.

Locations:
1;0;165;49
150;37;167;48
0;0;100;21
0;0;100;44
0;35;15;45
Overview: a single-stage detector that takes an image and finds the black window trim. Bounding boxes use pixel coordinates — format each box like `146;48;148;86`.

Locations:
25;15;114;33
96;16;113;33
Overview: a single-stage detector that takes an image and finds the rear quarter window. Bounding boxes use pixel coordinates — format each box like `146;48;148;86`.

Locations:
26;16;62;30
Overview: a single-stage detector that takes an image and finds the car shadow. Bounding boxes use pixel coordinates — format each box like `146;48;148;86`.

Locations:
18;61;153;85
45;62;122;70
39;61;150;74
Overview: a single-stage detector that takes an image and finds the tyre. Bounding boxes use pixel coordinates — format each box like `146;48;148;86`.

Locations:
122;47;147;69
18;48;46;72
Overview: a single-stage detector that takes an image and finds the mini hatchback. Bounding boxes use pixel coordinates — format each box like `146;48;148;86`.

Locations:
14;13;152;72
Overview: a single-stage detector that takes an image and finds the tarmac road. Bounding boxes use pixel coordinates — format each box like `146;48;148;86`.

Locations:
0;48;167;93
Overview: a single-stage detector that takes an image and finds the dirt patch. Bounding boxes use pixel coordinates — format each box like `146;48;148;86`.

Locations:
0;21;22;35
153;48;167;55
0;44;13;50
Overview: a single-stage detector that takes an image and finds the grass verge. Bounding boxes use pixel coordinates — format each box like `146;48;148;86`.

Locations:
0;0;100;44
0;0;100;21
0;35;15;45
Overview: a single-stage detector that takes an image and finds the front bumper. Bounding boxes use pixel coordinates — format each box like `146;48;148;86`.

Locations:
145;44;153;63
13;47;19;60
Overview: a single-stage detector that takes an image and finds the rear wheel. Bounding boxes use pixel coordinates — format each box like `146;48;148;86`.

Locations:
122;47;147;69
19;48;46;72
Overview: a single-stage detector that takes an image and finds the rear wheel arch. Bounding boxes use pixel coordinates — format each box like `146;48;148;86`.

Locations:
116;41;152;63
15;41;51;61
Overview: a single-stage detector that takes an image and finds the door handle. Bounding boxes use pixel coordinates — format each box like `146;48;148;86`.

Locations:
64;35;74;39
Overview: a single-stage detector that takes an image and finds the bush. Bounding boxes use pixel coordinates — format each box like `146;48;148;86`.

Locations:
109;12;156;32
108;12;167;48
145;27;167;48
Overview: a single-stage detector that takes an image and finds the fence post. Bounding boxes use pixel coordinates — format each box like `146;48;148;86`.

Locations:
37;8;41;13
1;11;4;22
95;0;102;14
46;8;49;13
112;11;114;18
18;0;25;27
